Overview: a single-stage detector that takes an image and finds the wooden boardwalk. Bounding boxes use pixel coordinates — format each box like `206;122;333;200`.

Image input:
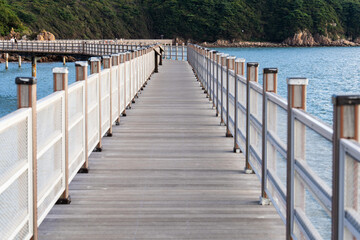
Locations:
38;60;285;239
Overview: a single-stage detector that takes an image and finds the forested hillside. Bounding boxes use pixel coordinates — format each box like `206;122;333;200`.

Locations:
1;0;360;43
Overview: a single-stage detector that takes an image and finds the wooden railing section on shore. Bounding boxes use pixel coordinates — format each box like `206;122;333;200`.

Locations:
187;44;360;240
0;45;159;240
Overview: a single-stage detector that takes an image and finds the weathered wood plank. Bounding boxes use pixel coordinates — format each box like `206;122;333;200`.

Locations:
38;60;285;239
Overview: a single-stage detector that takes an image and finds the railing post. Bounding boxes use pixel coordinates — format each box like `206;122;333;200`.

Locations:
211;51;218;109
286;77;308;240
208;50;214;101
234;58;245;152
32;56;37;77
176;43;178;60
90;57;103;151
16;76;38;240
226;56;236;137
220;54;229;125
112;53;121;125
75;61;89;173
159;46;163;65
170;43;172;59
5;53;8;69
121;53;128;116
260;68;278;205
18;55;22;68
182;43;185;61
215;53;221;117
205;49;209;96
134;49;139;101
126;52;132;110
245;62;259;173
332;95;360;240
63;56;66;66
103;55;113;136
154;48;159;73
130;50;136;104
53;67;71;204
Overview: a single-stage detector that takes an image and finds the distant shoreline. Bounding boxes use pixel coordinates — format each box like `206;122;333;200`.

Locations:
199;38;360;48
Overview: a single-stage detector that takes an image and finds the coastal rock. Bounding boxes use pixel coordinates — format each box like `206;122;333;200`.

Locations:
332;39;356;46
284;30;359;47
37;30;56;41
354;37;360;44
284;30;317;46
201;39;283;48
9;28;20;40
314;34;332;46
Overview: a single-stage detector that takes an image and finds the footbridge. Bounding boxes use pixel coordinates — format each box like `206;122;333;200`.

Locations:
0;42;359;240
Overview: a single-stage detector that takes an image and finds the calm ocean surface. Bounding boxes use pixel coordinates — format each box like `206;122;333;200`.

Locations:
0;62;77;118
215;47;360;125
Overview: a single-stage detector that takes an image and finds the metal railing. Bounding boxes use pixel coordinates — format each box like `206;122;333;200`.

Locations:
187;44;360;240
163;43;187;61
0;40;162;56
0;46;157;240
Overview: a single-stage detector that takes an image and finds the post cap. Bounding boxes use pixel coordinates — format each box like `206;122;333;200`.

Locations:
221;54;229;58
287;77;308;86
216;52;222;56
332;95;360;106
227;56;236;60
111;53;120;57
90;57;100;62
212;50;218;54
52;67;69;74
102;55;111;59
15;77;37;85
75;61;88;67
263;68;278;74
247;62;259;67
235;58;245;63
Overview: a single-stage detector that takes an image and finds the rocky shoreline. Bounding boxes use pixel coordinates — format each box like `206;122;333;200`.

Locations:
200;31;360;48
200;39;360;48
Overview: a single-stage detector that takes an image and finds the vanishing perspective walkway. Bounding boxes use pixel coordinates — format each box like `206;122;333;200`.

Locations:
38;60;285;239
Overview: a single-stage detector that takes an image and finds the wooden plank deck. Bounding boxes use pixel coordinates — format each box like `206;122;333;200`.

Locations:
38;60;285;239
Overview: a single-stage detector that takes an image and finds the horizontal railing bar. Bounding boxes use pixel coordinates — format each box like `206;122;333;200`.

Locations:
237;101;247;114
267;129;287;158
250;113;262;133
249;81;263;95
36;91;64;112
267;170;287;204
249;145;262;167
0;108;31;131
266;92;288;110
68;113;83;131
37;132;62;159
0;163;28;196
294;209;323;240
294;159;332;212
340;139;360;162
344;209;360;239
293;108;333;141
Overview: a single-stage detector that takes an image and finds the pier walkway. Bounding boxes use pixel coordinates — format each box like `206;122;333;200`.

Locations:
37;60;285;239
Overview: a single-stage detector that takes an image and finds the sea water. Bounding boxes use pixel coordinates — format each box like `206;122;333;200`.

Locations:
215;47;360;125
